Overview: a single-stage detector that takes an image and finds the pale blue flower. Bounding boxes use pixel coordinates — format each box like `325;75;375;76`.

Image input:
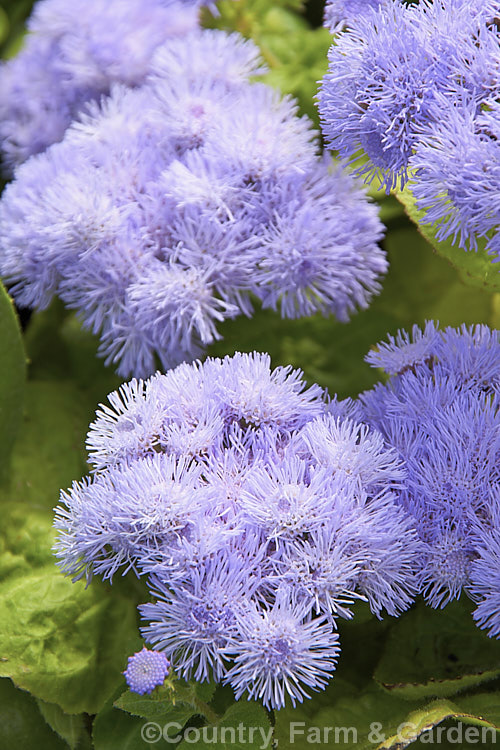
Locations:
0;0;201;171
1;30;385;376
223;592;340;709
55;353;420;707
360;323;500;612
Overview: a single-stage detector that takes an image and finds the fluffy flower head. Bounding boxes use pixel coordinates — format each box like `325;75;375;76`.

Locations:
55;352;420;708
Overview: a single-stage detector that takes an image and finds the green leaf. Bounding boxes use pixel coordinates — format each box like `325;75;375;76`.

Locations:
94;688;158;750
0;282;26;485
0;505;140;715
0;304;123;512
380;224;496;329
491;293;500;329
259;24;332;123
374;599;500;700
176;701;272;750
203;0;304;33
274;680;416;750
273;606;500;750
272;611;400;749
24;304;121;420
115;679;216;724
0;503;62;575
376;698;500;749
116;677;271;750
3;380;88;509
275;685;500;750
99;682;220;750
459;691;500;726
0;678;69;750
395;186;500;292
36;699;85;749
115;694;198;729
0;8;9;46
0;0;32;59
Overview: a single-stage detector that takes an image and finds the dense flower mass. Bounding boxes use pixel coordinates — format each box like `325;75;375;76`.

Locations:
54;352;420;708
0;27;386;377
318;0;500;258
323;0;388;30
0;0;230;173
360;323;500;628
470;485;500;637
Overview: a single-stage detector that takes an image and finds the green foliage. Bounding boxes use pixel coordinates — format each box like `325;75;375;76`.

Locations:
93;688;155;750
271;602;500;748
94;681;270;750
5;381;88;508
0;302;121;510
0;0;32;58
0;503;140;715
0;282;26;484
24;300;122;415
258;22;332;123
115;680;216;724
374;598;500;700
0;8;9;47
376;698;500;749
0;678;69;750
36;699;86;749
176;702;271;749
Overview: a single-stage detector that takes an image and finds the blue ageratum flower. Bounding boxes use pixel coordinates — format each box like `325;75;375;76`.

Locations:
55;453;207;582
318;0;440;190
54;352;420;709
360;323;500;620
0;0;207;172
318;0;500;200
323;0;389;31
223;592;341;709
470;486;500;638
141;553;262;683
247;161;386;320
411;95;500;259
0;28;386;377
364;320;440;375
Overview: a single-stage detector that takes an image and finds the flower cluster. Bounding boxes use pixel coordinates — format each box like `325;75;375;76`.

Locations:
323;0;389;31
359;322;500;629
54;352;420;709
318;0;500;257
0;0;218;172
0;26;386;378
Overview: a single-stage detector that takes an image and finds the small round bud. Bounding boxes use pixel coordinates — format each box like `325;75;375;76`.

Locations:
123;647;170;695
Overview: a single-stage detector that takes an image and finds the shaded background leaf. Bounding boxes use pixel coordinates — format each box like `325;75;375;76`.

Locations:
395;186;500;292
374;599;500;701
0;678;69;750
36;699;85;750
0;282;26;484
